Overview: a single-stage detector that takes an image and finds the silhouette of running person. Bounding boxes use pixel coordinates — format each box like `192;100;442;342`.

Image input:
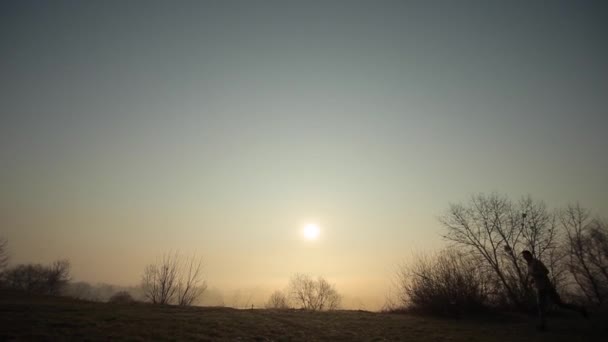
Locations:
521;250;588;330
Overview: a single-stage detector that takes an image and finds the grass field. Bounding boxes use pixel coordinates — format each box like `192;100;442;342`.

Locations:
0;290;605;341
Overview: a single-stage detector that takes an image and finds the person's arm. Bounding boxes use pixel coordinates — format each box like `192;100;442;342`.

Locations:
538;260;549;276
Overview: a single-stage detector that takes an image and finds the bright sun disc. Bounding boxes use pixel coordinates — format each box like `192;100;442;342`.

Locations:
303;223;320;240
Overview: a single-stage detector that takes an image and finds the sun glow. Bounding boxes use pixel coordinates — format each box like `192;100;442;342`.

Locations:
303;223;320;240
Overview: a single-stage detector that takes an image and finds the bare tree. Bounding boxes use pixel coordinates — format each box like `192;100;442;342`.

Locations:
0;237;8;272
315;277;341;311
288;273;341;311
141;252;207;306
265;290;290;309
586;220;608;282
176;254;207;306
46;259;71;295
141;252;180;305
289;273;318;310
141;265;159;303
440;193;562;309
2;259;70;295
561;204;607;305
3;264;48;293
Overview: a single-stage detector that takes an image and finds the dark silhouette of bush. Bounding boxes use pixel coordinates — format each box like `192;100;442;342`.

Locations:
265;290;290;309
2;264;48;292
108;291;136;304
392;249;490;316
2;259;70;295
46;260;71;295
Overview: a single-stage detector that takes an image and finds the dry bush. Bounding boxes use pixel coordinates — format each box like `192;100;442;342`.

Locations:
2;259;70;295
394;249;490;316
47;260;71;295
108;291;136;304
176;254;207;306
265;290;290;309
288;274;341;311
141;252;207;305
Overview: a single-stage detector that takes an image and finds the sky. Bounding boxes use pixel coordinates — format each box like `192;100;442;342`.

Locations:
1;1;607;310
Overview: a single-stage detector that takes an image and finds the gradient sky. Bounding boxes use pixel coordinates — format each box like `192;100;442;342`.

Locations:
1;1;607;309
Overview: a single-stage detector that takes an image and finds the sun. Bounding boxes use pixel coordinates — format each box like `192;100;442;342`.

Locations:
302;223;320;240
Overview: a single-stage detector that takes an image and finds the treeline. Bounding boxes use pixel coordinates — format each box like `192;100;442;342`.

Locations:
1;258;70;296
387;193;608;316
0;237;72;296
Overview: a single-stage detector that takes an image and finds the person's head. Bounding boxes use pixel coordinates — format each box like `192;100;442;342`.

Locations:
521;250;533;262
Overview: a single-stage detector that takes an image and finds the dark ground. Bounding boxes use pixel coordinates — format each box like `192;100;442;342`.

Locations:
0;290;606;341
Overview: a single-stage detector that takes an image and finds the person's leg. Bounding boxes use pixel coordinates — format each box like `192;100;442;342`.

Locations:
537;289;548;330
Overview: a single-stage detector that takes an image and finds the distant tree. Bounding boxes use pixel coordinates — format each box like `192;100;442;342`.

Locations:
3;264;48;292
47;259;71;295
176;254;207;306
2;259;70;295
561;204;608;305
0;237;8;272
265;290;290;309
141;252;207;306
288;273;341;311
440;193;563;309
142;253;179;304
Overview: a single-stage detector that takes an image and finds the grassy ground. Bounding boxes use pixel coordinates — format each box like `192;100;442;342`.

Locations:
0;290;605;341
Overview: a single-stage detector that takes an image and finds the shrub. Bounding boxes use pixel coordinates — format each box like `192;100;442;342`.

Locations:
108;291;136;304
288;274;341;311
394;249;490;316
2;260;70;295
265;290;290;309
141;252;207;305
